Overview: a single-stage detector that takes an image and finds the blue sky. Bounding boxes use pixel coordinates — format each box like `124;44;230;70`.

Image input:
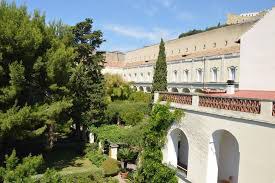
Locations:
7;0;275;52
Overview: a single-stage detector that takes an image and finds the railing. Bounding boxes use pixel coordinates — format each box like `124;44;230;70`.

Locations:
273;102;275;116
199;96;261;114
160;93;192;105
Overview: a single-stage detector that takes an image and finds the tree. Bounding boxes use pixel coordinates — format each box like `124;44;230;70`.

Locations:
104;73;132;102
152;39;167;93
134;104;182;183
0;1;75;152
69;18;106;140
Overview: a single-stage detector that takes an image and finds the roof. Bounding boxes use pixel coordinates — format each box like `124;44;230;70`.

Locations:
207;90;275;101
124;46;240;68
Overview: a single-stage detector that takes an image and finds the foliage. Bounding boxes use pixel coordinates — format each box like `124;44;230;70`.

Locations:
101;158;120;177
0;1;75;151
178;22;228;38
118;148;136;162
0;150;43;183
86;150;107;167
135;104;183;183
152;39;167;93
38;167;119;183
105;73;132;102
69;18;106;137
91;124;145;147
128;91;152;104
106;101;149;126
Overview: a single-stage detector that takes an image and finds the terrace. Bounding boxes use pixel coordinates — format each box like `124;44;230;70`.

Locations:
154;90;275;125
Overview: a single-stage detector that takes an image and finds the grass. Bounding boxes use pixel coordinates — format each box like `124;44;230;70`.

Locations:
42;141;94;175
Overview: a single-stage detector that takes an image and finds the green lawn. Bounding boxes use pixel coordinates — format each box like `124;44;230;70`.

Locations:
43;141;95;175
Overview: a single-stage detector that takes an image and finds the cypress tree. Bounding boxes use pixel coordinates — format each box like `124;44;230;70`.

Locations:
152;38;167;93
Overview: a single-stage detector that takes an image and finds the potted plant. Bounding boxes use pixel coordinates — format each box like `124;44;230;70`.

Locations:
118;148;135;179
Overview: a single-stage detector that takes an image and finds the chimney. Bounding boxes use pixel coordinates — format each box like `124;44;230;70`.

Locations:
226;80;235;94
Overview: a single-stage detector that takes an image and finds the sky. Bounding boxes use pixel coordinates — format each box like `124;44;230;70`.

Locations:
7;0;275;52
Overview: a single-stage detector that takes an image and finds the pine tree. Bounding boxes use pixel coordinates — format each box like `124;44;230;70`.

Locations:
152;39;167;93
70;18;106;140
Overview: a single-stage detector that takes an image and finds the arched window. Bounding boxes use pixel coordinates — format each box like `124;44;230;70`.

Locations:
197;69;203;82
228;66;237;81
211;67;218;82
183;70;189;82
173;70;178;82
147;72;151;81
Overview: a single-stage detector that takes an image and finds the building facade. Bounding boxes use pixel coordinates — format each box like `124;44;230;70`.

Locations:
104;8;275;183
103;18;257;92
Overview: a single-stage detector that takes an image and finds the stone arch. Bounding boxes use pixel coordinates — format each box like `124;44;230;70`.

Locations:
172;87;179;92
132;86;137;91
139;86;144;92
182;88;191;93
167;128;189;177
145;86;152;93
206;130;240;183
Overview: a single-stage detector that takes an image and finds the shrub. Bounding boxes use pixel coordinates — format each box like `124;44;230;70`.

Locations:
86;150;107;167
106;101;149;126
101;158;120;177
128;91;152;103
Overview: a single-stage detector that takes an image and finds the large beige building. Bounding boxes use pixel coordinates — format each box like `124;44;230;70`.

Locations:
103;8;275;183
103;11;266;93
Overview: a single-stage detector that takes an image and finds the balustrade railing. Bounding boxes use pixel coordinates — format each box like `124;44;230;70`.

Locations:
199;96;261;114
160;93;192;105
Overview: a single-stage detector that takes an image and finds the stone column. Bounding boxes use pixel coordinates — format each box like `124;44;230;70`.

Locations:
154;92;159;103
109;144;119;160
89;132;95;144
98;140;103;152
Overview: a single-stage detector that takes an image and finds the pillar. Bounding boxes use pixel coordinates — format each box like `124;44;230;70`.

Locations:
109;144;119;160
89;132;95;144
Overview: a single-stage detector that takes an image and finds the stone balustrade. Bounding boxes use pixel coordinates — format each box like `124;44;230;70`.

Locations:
198;96;261;114
159;93;192;105
155;92;275;124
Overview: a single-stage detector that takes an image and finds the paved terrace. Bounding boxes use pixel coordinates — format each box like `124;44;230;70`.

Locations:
154;90;275;125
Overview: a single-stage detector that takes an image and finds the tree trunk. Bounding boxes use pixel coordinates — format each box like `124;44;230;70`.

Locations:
75;121;81;140
47;123;56;149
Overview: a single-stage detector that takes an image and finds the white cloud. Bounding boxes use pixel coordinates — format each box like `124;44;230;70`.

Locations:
104;24;177;43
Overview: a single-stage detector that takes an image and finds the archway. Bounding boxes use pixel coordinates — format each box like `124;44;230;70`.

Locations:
145;86;152;93
182;88;190;93
206;130;240;183
168;128;189;177
172;87;179;92
139;86;144;92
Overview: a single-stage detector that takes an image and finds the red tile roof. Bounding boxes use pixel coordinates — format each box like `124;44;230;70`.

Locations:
207;90;275;100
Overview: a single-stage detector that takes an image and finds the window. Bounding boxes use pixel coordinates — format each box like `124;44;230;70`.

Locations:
211;67;218;82
228;67;237;81
140;73;144;80
178;49;181;53
186;48;188;52
213;42;216;48
173;70;178;82
171;50;174;54
225;41;228;46
203;44;206;49
197;69;203;82
184;70;189;82
147;72;151;81
194;46;197;51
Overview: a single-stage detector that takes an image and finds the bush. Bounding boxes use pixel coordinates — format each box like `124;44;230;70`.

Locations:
106;101;149;126
86;150;107;167
101;158;120;177
129;91;152;103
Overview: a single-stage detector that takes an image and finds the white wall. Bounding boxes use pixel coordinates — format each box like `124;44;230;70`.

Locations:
240;8;275;91
163;111;275;183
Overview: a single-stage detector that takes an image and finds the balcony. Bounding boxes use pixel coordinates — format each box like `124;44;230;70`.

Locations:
154;92;275;125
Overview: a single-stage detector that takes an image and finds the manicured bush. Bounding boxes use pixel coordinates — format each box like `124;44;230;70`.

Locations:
101;158;120;177
86;150;107;167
